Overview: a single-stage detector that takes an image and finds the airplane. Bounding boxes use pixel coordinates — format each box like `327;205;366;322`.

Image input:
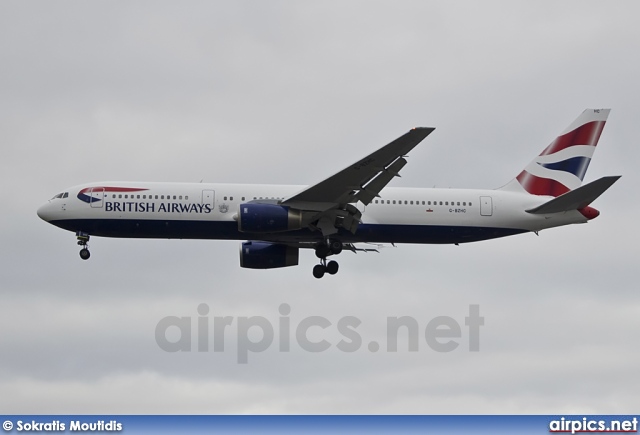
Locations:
37;109;620;278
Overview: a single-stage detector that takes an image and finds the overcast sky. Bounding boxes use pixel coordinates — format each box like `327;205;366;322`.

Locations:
1;1;639;414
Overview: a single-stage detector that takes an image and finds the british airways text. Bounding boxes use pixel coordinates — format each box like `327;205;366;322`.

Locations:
104;202;213;214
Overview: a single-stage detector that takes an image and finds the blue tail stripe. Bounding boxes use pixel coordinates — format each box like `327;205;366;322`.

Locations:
538;156;591;181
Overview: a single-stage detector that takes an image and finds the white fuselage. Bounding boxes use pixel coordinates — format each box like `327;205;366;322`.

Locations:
37;181;589;245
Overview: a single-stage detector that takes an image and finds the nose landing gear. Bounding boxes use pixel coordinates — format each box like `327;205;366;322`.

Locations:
313;240;342;278
76;232;91;260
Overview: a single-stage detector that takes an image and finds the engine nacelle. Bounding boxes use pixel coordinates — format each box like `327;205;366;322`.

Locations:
238;203;302;233
239;241;299;269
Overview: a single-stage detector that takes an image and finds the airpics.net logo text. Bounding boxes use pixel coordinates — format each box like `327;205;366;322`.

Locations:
155;303;484;363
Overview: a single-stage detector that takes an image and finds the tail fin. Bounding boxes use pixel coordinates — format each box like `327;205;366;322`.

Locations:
501;109;610;197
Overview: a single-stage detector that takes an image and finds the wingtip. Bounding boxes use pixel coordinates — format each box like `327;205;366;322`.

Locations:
410;127;436;136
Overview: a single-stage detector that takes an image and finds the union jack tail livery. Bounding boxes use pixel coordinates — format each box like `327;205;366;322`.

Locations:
503;109;610;197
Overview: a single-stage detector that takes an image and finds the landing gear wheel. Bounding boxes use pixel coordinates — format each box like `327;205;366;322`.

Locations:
79;248;91;260
315;244;330;259
313;264;326;279
76;232;91;260
329;240;343;255
326;260;339;275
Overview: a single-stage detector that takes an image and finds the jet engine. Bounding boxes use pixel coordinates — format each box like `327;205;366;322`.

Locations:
239;241;299;269
238;204;302;233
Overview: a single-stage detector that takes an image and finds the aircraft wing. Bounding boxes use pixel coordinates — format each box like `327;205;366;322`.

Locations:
281;127;435;211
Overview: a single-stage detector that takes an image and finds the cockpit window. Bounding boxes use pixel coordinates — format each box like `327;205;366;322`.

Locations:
50;192;69;200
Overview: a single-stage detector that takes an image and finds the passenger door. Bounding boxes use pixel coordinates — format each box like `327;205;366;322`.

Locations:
480;196;493;216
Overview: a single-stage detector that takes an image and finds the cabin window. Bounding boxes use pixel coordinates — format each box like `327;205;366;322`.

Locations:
230;197;233;201
112;194;116;199
242;197;245;201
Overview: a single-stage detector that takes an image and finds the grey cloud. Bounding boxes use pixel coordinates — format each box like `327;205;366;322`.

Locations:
1;0;639;414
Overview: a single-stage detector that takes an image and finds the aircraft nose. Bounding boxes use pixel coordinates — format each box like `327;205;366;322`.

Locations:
37;202;53;222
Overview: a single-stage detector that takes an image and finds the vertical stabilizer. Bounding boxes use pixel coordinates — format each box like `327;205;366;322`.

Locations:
501;109;610;197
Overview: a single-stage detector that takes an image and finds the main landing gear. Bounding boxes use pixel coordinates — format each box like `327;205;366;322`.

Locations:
312;240;342;279
76;231;91;260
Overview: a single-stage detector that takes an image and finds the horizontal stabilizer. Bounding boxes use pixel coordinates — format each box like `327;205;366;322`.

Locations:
526;176;621;214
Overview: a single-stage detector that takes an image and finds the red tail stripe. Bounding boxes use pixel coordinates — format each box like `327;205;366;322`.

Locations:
516;171;570;197
540;120;606;156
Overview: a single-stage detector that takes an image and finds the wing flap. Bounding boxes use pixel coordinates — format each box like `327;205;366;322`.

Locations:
357;157;407;205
